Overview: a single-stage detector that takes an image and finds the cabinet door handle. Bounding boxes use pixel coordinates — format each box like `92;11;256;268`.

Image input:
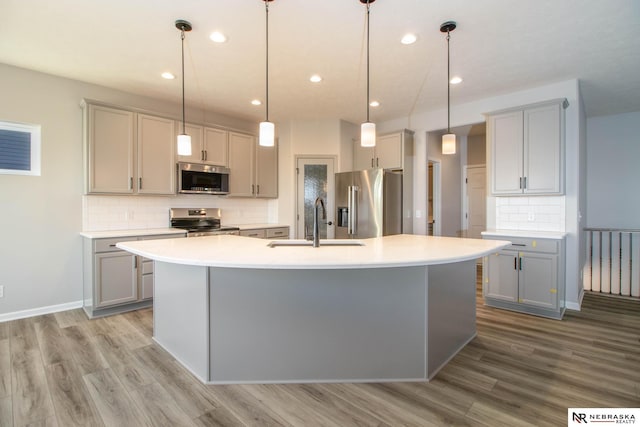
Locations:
256;184;260;195
519;257;523;270
514;257;518;270
129;177;133;190
139;177;142;190
376;157;379;167
523;176;527;189
371;158;374;168
519;177;523;189
251;184;255;195
201;150;205;161
134;256;138;269
204;150;208;161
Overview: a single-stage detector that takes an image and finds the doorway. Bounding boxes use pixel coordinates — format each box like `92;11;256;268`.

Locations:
295;156;336;239
427;159;441;236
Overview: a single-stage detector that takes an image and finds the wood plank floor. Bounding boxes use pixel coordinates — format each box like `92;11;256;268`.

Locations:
1;267;638;426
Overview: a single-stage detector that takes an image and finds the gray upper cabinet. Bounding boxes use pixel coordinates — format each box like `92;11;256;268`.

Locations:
487;99;567;195
83;101;176;195
85;104;135;194
353;130;413;171
177;124;229;166
137;114;175;194
176;123;205;164
228;132;278;198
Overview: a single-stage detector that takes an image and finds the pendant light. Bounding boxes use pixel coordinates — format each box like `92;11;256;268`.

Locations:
259;0;275;147
176;19;192;156
440;21;456;155
360;0;376;148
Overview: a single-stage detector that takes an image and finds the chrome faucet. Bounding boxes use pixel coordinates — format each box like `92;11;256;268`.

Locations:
313;197;326;247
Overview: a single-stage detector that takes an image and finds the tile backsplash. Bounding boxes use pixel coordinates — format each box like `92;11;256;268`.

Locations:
495;196;565;232
83;195;276;231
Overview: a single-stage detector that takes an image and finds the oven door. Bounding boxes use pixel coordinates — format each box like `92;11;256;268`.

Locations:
177;162;230;195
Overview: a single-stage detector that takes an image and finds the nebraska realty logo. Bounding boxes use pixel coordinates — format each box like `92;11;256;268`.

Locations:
569;408;639;425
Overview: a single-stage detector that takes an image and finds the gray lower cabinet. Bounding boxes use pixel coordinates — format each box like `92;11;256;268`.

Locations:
83;233;184;318
482;234;566;319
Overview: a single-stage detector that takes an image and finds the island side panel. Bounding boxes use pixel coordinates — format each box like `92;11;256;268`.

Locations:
426;260;477;379
208;266;428;384
153;261;209;382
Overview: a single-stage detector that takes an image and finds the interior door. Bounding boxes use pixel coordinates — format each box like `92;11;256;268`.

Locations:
296;157;335;239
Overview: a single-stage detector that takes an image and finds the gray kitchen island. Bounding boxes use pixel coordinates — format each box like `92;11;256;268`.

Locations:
117;234;509;384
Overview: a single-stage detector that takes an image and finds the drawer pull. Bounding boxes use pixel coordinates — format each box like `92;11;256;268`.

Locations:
512;243;526;247
109;244;117;247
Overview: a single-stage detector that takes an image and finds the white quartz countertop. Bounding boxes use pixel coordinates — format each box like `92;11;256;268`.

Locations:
481;230;567;240
79;228;186;239
116;234;511;269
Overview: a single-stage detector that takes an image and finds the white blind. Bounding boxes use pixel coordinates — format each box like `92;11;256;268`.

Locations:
0;129;31;171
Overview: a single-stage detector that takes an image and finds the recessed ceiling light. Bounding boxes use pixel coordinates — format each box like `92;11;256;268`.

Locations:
450;76;463;84
309;75;323;83
251;99;262;106
401;33;417;45
161;72;175;80
210;32;227;43
370;101;380;107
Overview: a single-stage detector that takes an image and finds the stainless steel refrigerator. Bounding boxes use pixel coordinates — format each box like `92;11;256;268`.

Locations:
335;168;403;239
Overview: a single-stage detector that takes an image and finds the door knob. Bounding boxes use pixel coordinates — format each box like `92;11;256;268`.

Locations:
326;221;333;226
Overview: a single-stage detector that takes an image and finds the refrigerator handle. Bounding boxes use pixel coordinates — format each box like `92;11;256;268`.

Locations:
347;186;353;235
350;186;358;236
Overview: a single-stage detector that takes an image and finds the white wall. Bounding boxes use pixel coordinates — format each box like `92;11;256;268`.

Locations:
467;134;486;166
0;63;259;318
276;118;356;238
586;111;640;228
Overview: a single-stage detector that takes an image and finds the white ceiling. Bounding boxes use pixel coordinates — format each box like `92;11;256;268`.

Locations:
1;0;639;124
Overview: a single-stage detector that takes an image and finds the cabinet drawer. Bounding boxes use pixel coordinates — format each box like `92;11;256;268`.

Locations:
487;236;558;254
94;237;135;253
140;234;184;240
266;227;289;239
142;259;153;275
240;229;267;238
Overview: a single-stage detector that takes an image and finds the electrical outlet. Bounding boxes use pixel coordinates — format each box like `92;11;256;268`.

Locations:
0;285;4;298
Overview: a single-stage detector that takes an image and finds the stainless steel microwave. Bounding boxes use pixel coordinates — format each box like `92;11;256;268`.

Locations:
177;162;230;195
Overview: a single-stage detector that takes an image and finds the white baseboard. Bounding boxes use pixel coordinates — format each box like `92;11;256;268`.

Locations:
0;300;83;323
566;288;585;311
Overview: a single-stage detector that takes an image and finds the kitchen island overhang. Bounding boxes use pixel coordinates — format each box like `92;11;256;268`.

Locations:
117;234;510;384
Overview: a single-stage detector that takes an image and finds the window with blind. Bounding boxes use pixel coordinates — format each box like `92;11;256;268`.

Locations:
0;121;41;176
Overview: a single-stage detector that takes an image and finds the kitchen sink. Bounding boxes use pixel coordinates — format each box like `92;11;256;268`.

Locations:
267;239;365;248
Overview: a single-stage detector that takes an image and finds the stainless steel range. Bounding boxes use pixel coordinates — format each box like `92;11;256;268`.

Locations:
170;208;240;237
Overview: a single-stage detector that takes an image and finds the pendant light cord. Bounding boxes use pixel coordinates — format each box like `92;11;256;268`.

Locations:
446;30;451;133
365;0;371;123
265;1;270;122
181;28;186;134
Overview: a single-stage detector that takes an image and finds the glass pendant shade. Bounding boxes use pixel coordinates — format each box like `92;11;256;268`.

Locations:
361;121;376;147
442;133;456;154
177;134;192;156
259;121;275;147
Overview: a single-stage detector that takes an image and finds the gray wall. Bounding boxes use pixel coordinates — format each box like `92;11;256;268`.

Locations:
0;63;255;317
467;133;486;166
427;131;463;237
586;111;640;228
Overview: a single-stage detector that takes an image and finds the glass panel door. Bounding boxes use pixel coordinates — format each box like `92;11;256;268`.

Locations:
296;157;335;239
